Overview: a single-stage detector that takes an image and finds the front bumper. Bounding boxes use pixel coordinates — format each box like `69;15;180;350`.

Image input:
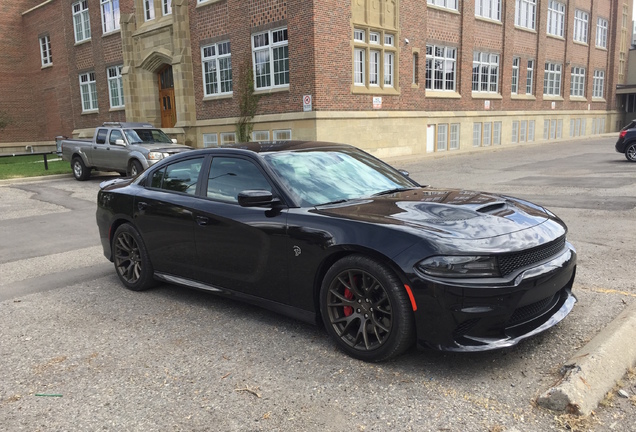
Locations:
410;242;577;351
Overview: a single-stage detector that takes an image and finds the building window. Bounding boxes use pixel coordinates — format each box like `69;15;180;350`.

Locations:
163;0;171;15
544;120;550;140
557;119;563;139
519;120;527;142
526;59;534;95
426;45;457;91
515;0;536;30
472;123;482;147
528;120;535;141
573;10;589;43
596;18;608;48
107;65;124;108
39;35;52;67
144;0;155;21
472;52;499;93
72;1;91;43
436;124;448;151
570;67;585;97
547;1;565;37
252;130;270;141
413;52;419;85
482;122;492;146
511;57;519;94
79;72;98;112
352;28;396;90
253;27;289;90
427;0;457;10
543;62;562;96
493;122;501;145
220;132;236;146
202;41;232;96
593;70;605;99
203;133;218;148
450;124;460;150
101;0;120;33
475;0;501;21
512;121;519;143
273;129;292;141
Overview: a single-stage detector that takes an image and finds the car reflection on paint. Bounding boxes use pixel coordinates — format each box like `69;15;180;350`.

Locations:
96;141;576;362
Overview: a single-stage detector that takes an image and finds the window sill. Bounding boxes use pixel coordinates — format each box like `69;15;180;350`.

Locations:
74;39;91;47
573;40;589;47
203;93;234;101
102;29;121;38
510;94;536;100
351;85;400;96
547;34;565;41
41;63;53;70
426;4;459;14
425;90;460;99
253;86;290;95
81;110;99;115
109;106;125;112
472;92;502;100
411;83;420;89
543;95;564;101
196;0;224;8
570;96;587;102
595;46;608;51
592;97;606;103
514;25;537;34
475;16;502;26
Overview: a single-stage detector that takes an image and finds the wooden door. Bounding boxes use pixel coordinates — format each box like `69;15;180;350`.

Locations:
158;65;176;128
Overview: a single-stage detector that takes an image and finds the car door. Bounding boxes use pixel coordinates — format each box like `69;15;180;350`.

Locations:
107;129;129;172
189;155;290;303
88;128;109;168
133;156;206;278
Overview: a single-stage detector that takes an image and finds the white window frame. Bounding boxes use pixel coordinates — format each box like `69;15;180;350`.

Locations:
526;59;534;95
203;133;218;148
450;124;460;150
512;121;519;143
547;1;565;37
573;10;589;43
493;122;502;145
220;132;236;146
543;62;562;96
570;67;586;97
475;0;501;21
107;65;124;108
202;41;233;97
72;0;91;43
515;0;536;30
162;0;172;15
39;35;52;67
100;0;120;34
79;72;98;112
472;123;482;147
252;27;289;91
428;0;457;10
437;124;448;151
528;120;535;141
472;52;499;93
425;44;457;91
593;70;605;99
482;122;492;147
544;120;550;140
519;120;527;142
596;18;608;49
144;0;155;21
353;28;396;90
252;130;270;141
511;57;519;94
273;129;292;141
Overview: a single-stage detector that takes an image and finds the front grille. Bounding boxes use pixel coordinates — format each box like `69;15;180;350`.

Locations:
498;236;566;277
452;318;480;338
507;292;559;327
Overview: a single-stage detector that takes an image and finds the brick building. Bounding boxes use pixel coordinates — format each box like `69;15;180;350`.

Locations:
1;0;632;157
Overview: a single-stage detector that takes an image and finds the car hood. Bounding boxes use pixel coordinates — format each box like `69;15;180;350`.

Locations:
314;188;558;241
132;143;192;153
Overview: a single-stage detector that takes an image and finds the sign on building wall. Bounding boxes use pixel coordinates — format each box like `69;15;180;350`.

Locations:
303;95;312;112
373;97;382;109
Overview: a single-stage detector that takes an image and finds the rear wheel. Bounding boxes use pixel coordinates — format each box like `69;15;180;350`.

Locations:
112;224;155;291
71;157;90;181
626;143;636;162
320;255;415;362
127;159;143;177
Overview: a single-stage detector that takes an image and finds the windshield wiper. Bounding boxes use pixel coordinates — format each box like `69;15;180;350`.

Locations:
316;199;349;206
372;187;415;197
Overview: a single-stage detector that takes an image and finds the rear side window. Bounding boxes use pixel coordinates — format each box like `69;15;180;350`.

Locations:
95;128;108;144
207;157;272;203
149;157;204;195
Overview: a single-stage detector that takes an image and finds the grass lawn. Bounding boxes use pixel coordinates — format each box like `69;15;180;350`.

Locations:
0;154;71;180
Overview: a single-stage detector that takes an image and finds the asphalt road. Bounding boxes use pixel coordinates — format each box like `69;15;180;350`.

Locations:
1;136;635;431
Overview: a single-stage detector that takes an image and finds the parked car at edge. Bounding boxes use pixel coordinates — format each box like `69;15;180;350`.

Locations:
61;122;192;180
96;141;577;362
616;119;636;162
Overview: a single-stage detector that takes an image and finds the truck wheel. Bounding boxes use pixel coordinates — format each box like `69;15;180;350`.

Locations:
128;160;143;177
626;143;636;162
72;157;91;181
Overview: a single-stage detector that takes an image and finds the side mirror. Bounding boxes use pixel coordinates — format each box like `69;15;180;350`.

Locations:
171;138;178;144
238;190;279;207
113;139;126;147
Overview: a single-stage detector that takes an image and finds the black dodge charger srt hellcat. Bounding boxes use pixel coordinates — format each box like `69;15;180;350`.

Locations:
96;141;577;362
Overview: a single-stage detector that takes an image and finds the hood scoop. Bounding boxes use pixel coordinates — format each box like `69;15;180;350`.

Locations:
475;201;508;214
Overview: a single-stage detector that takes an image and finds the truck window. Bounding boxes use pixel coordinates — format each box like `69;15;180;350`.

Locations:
96;129;108;144
109;130;124;145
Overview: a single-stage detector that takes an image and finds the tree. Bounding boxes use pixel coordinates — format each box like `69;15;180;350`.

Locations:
235;56;260;142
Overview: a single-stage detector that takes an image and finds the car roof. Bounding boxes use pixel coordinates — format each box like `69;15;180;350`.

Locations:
183;140;355;156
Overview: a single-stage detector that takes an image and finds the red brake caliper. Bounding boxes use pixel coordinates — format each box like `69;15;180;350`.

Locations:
343;288;354;317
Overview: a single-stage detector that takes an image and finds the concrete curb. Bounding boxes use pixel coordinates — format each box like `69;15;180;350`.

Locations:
537;302;636;415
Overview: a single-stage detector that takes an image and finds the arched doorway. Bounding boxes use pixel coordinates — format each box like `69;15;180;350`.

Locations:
158;65;176;128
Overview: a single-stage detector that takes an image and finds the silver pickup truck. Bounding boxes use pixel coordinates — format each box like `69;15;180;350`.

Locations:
61;122;191;180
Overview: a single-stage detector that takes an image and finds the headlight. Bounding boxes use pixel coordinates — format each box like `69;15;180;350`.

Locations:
416;256;500;278
147;152;164;160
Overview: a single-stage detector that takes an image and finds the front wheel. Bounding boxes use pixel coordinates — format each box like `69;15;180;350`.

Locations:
127;159;144;177
71;157;91;181
320;255;415;362
112;224;155;291
625;143;636;162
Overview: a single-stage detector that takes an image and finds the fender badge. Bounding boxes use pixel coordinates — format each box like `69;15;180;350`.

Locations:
293;246;302;257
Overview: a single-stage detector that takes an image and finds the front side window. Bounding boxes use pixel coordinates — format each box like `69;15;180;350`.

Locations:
207;157;272;203
570;67;585;97
202;41;232;96
428;0;458;10
515;0;536;30
425;44;457;91
107;65;124;108
352;28;396;90
72;0;91;43
593;70;605;98
472;52;499;93
151;157;204;195
475;0;501;21
511;57;519;94
526;59;534;94
79;72;98;112
39;35;52;67
573;10;589;43
547;1;565;37
543;62;562;96
101;0;120;34
596;18;608;48
252;28;289;90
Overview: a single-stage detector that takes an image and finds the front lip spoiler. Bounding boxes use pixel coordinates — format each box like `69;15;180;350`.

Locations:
436;292;577;352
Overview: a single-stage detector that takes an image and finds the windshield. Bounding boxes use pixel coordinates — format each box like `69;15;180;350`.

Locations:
124;128;173;144
263;147;418;206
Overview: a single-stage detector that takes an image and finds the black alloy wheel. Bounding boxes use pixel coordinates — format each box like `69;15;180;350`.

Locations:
72;157;90;181
128;159;143;177
320;255;415;362
626;143;636;162
112;224;155;291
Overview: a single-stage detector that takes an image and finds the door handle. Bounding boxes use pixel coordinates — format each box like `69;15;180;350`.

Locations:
196;216;210;226
137;202;148;212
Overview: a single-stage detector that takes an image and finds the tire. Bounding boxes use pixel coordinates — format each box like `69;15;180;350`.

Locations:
320;255;415;362
112;224;155;291
127;159;143;177
626;143;636;162
71;157;91;181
